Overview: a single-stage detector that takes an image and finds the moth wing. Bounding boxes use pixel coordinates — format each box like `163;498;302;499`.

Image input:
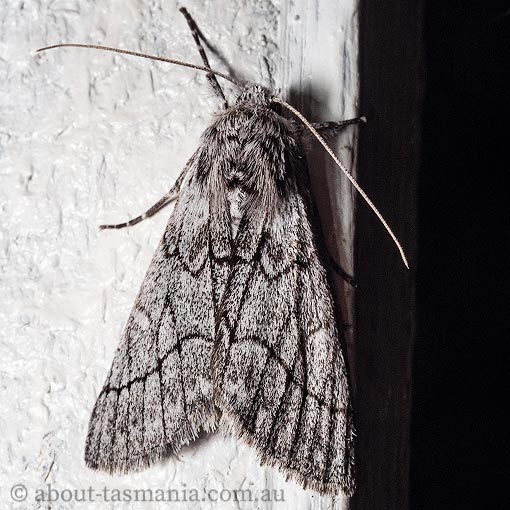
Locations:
85;159;218;473
214;183;355;496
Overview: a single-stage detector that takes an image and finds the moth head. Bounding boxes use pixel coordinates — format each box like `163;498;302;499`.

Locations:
235;84;274;108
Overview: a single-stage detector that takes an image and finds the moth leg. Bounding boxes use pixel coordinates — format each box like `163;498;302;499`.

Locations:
312;116;367;139
99;164;189;230
99;190;179;230
311;116;364;286
327;252;357;288
179;7;228;109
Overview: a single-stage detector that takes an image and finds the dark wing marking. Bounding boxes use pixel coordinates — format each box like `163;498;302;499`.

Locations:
213;164;355;496
85;156;220;473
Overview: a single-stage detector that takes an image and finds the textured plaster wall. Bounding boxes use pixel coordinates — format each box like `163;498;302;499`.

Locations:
0;1;359;509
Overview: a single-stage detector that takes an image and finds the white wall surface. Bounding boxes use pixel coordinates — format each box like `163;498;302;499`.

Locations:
0;1;359;509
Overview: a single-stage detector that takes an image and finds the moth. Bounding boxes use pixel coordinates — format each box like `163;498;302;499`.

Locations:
37;8;408;497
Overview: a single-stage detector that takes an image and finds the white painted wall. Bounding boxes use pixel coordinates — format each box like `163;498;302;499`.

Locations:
0;1;359;508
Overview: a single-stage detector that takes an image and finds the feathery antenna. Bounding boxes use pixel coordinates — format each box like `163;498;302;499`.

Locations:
273;97;409;269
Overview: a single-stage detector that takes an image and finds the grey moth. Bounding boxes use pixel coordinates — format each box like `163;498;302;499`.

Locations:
38;7;407;497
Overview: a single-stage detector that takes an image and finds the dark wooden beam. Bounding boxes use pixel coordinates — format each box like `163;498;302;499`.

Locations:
352;1;423;508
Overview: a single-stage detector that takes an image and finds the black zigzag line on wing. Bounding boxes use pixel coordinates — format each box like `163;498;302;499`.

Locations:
107;243;215;453
85;187;219;473
100;334;213;395
218;230;345;417
227;331;345;416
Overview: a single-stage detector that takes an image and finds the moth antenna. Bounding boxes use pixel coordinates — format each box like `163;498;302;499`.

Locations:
179;7;229;109
35;43;243;88
274;97;409;269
